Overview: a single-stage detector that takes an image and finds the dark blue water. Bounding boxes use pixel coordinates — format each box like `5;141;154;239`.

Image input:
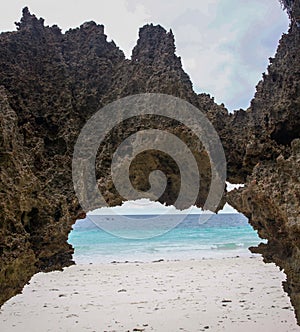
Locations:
68;213;264;263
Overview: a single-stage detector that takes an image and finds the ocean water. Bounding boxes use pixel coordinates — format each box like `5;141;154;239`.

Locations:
68;213;264;264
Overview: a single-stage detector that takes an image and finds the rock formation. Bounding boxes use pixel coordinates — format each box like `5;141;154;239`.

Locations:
227;16;300;323
0;2;299;325
0;7;225;306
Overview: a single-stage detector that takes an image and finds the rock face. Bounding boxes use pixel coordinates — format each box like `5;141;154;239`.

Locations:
0;3;299;325
0;7;227;306
227;17;300;323
228;140;300;322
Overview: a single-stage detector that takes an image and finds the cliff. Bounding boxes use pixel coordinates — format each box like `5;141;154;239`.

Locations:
227;17;300;322
0;3;299;325
0;7;227;305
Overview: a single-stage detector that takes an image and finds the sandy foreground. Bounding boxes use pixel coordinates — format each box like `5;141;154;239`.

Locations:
0;256;299;332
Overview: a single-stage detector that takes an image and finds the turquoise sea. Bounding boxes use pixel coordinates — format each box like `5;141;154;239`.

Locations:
68;213;264;264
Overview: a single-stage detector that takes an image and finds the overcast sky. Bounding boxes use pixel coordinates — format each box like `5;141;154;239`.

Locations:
1;0;289;111
89;198;240;215
0;1;289;214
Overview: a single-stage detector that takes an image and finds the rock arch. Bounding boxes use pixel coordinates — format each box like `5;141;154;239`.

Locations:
0;4;299;324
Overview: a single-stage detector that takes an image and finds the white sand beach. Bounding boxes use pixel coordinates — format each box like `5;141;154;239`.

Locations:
0;257;299;332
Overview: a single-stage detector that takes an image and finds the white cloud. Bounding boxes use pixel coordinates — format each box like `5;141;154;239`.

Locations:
220;203;239;214
226;182;244;192
0;0;289;111
127;0;289;110
1;2;285;217
89;198;203;215
0;0;150;56
88;197;239;215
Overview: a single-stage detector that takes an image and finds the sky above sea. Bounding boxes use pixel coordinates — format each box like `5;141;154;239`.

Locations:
88;198;238;215
88;182;244;215
69;213;263;263
0;0;289;111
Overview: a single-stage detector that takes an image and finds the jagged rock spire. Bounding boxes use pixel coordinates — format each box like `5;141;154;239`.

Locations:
15;7;45;31
131;24;181;68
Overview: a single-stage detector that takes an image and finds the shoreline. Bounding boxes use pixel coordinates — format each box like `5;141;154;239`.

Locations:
0;256;299;332
79;253;260;265
71;248;262;265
